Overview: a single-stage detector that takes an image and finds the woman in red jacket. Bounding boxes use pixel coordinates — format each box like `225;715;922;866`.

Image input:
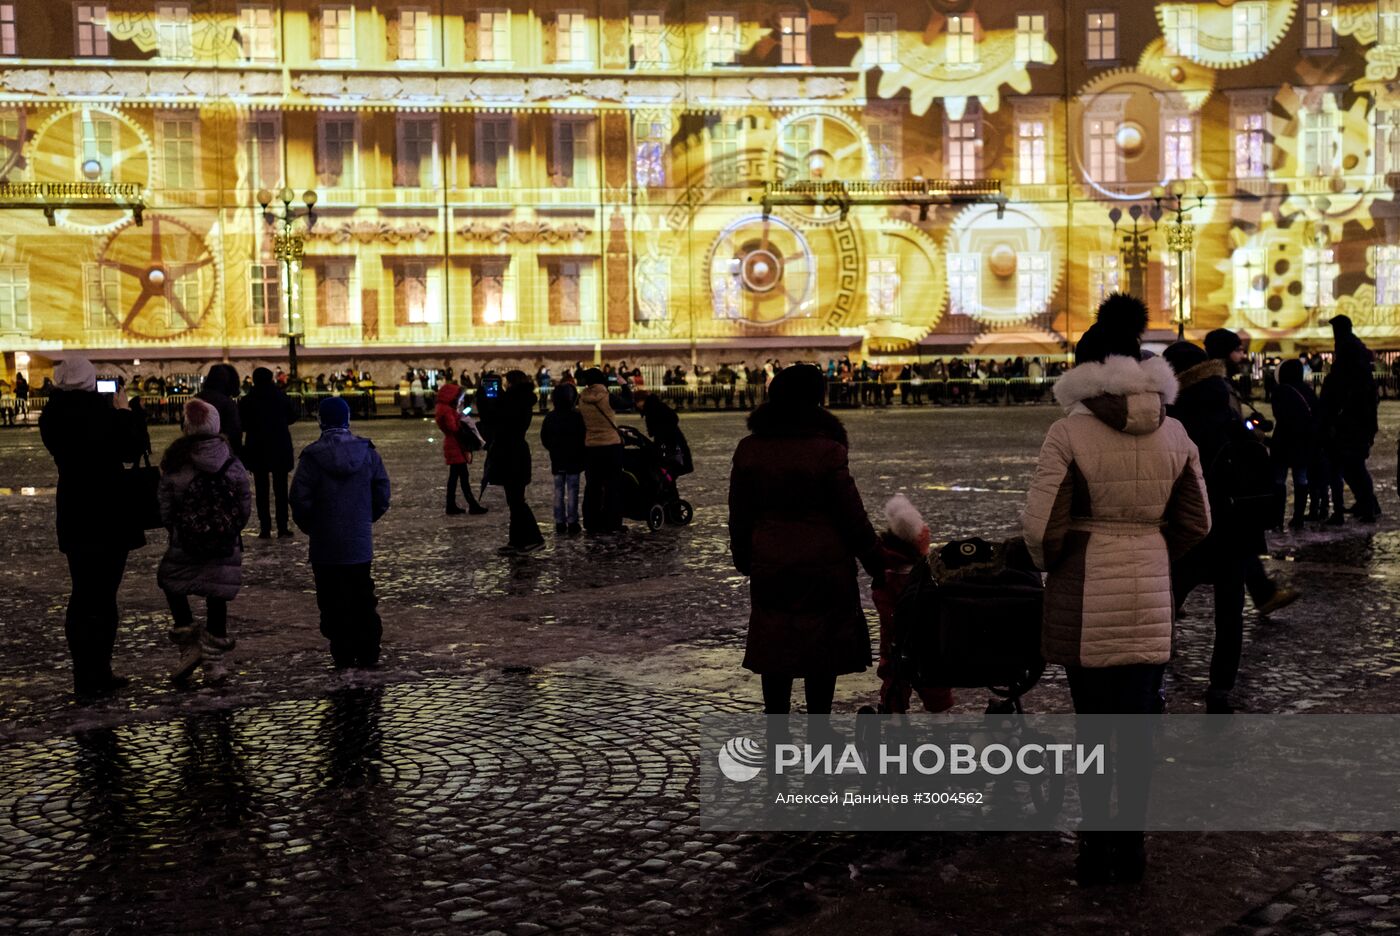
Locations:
434;383;487;516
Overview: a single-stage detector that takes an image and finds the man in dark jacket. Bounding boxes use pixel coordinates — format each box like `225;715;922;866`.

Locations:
197;363;243;461
291;397;391;668
1271;359;1321;529
540;383;586;535
239;366;297;538
634;390;692;478
1319;314;1379;523
39;356;148;698
484;371;544;554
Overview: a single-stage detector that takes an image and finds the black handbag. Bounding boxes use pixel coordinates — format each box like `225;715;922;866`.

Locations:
125;452;164;531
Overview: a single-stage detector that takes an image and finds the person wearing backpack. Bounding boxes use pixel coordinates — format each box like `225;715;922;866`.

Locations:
434;382;487;516
291;397;392;668
157;399;252;687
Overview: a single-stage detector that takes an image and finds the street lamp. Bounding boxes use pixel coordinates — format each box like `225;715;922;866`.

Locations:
1107;202;1161;300
258;187;317;384
1152;179;1208;340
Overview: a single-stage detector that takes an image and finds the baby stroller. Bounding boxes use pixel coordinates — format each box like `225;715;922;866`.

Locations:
618;425;694;531
890;536;1046;713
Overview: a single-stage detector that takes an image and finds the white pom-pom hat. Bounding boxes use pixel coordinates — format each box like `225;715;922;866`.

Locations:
884;494;926;544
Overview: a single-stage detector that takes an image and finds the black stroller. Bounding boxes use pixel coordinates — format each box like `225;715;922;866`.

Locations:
618;425;694;531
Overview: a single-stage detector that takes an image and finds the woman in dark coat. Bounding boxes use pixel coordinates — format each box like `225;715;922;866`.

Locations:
238;367;297;538
197;363;243;461
486;370;544;554
728;364;883;714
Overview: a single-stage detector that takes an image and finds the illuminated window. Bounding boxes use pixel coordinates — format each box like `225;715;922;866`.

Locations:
707;13;739;65
1304;247;1337;307
1163;6;1196;57
867;116;901;179
83;263;120;329
635;117;667;188
948;254;980;314
551;118;593;189
238;5;276;61
1018;253;1051;314
865;14;897;67
1302;104;1340;176
171;277;200;331
556;11;589;65
156;3;192;60
1232;3;1266;57
1086;117;1119;183
867;257;900;319
714;259;742;320
1234;111;1268;178
395;116;437;188
75;4;108;57
945;112;980;181
547;259;593;326
631;11;664;66
1017;120;1047;185
1304;2;1335;50
319;5;353;60
636;257;670;322
780;120;812;180
1375;244;1400;305
0;4;16;56
946;14;977;66
472;259;515;325
474;116;511;188
80;111;115;181
0;266;30;333
250;262;281;326
396;261;438;325
397;9;433;62
244;113;281;190
1086;11;1116;62
1376;109;1400;175
317;116;356;188
780;13;809;65
1163;114;1194;181
1232;248;1266;311
1384;0;1400;47
1015;13;1047;65
0;109;24;180
708;118;739;185
161;117;197;190
1089;253;1120;308
477;10;510;64
316;259;358;327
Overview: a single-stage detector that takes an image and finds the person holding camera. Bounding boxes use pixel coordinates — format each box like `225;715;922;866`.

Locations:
40;357;149;699
434;381;487;516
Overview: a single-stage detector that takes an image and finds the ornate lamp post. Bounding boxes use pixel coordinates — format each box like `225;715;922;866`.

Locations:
1152;180;1208;340
258;187;317;383
1107;202;1160;300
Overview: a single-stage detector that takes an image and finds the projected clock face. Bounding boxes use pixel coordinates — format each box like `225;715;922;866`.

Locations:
96;214;220;341
708;215;815;327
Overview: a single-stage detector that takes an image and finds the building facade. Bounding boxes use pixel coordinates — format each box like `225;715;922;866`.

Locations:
0;0;1397;373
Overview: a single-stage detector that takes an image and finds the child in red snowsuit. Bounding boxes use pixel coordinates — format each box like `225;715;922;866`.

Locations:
872;495;954;713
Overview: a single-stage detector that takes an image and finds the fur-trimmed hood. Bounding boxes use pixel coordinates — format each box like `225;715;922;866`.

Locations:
746;403;849;448
1174;358;1228;394
1053;355;1179;436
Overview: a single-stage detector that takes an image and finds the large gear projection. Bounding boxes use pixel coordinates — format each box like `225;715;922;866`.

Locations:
1152;1;1297;70
945;203;1066;328
26;104;154;234
97;214;220;342
707;215;816;328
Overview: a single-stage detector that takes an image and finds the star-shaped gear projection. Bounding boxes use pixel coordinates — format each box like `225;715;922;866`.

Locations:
97;214;220;342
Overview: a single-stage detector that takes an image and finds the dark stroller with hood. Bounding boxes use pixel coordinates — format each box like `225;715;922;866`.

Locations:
618;425;693;531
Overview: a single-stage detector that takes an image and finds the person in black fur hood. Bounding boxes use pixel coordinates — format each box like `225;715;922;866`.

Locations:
727;364;884;715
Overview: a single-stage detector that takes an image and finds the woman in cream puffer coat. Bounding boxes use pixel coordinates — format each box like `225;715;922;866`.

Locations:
1021;326;1211;886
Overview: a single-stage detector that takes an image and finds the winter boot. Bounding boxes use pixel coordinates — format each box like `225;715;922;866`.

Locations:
200;635;228;687
170;624;204;686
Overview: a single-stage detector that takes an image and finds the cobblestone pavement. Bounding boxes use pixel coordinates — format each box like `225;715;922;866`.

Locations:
2;406;1400;934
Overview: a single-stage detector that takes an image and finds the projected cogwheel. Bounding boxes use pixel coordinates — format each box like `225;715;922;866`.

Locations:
97;214;220;342
707;215;816;328
944;203;1066;327
1073;68;1207;202
863;218;947;353
26;104;154;234
1154;1;1296;70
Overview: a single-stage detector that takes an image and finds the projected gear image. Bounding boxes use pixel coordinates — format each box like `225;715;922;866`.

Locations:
96;214;221;342
25;104;154;235
707;215;817;328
